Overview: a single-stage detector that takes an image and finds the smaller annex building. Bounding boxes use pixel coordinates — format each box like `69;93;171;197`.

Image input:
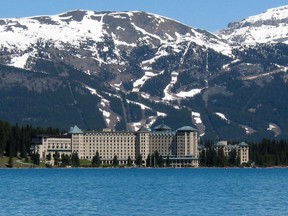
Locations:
31;123;199;167
213;141;249;164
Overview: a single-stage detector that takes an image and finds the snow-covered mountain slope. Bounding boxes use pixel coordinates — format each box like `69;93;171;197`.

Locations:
218;5;288;45
1;8;288;141
0;10;231;71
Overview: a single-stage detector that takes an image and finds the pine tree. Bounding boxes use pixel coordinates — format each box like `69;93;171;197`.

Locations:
7;156;13;168
216;148;226;167
165;155;171;167
31;152;40;165
0;127;6;156
199;149;206;167
71;152;80;167
127;155;133;166
158;154;164;167
135;154;142;166
228;149;237;166
6;132;16;157
112;155;118;166
146;154;151;167
53;151;60;166
92;151;101;167
46;153;52;161
150;151;164;167
61;154;71;167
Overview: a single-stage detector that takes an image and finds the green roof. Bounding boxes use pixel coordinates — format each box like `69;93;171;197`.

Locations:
154;123;172;131
177;126;197;132
150;131;175;136
214;142;226;147
239;142;249;147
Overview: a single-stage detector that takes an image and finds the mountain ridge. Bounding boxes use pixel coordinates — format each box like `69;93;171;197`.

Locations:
218;5;288;45
0;6;288;141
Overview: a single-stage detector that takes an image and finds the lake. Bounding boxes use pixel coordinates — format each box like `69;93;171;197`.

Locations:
0;168;287;215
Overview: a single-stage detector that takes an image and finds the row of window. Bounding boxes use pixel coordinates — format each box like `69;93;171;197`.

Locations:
47;145;70;149
84;138;134;141
86;146;134;150
84;141;134;144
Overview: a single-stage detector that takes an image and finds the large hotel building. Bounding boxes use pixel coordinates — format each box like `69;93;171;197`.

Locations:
32;123;200;167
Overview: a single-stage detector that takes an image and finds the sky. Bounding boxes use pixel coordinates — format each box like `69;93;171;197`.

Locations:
1;0;288;32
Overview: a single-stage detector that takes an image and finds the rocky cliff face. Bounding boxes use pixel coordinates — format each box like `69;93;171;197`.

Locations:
0;7;288;141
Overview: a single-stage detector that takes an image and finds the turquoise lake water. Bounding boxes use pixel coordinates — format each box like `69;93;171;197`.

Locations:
0;168;287;215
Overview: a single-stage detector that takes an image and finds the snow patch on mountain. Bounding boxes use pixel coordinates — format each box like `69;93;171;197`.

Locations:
126;99;167;117
132;71;160;92
240;125;256;135
191;112;205;137
128;115;159;132
163;71;179;101
126;98;167;131
110;82;122;91
0;11;106;53
141;47;171;67
267;123;282;137
186;30;232;56
176;88;203;98
241;65;287;80
140;92;150;99
9;53;30;68
164;83;203;101
129;122;142;131
192;112;202;124
85;85;121;128
103;91;122;99
214;112;230;123
127;99;151;110
162;70;204;101
131;22;163;42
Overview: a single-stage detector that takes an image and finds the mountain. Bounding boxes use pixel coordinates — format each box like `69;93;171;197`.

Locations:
0;10;231;70
0;7;288;141
218;5;288;45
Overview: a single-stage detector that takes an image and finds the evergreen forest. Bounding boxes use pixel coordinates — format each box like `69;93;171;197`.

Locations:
199;139;288;167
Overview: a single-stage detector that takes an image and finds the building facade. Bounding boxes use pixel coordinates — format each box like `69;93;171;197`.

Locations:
214;141;249;164
32;135;72;164
32;124;199;167
135;124;199;167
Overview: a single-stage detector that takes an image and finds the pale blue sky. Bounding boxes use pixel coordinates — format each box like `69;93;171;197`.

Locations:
1;0;288;32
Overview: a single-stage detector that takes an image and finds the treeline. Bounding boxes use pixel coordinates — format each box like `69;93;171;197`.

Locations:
0;120;61;158
88;151;165;168
199;148;240;167
199;139;288;167
249;139;288;167
199;141;241;167
43;151;142;168
37;152;80;168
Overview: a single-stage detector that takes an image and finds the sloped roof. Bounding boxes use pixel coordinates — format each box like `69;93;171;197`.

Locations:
239;142;249;147
177;126;197;132
197;144;205;149
68;125;83;134
214;142;227;147
154;123;172;131
150;131;175;136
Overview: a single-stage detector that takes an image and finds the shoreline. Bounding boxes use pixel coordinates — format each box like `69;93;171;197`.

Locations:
1;165;288;169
